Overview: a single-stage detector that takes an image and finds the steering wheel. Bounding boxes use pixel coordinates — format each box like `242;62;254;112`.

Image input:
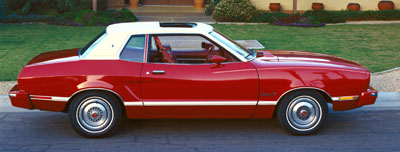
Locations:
204;42;215;63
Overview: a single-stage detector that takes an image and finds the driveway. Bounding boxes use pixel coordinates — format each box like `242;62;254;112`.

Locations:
0;93;399;152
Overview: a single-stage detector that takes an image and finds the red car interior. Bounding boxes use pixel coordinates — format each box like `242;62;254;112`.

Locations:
160;44;177;63
204;42;215;63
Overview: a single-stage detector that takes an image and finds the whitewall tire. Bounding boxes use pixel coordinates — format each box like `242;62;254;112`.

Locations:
277;90;328;135
69;92;122;138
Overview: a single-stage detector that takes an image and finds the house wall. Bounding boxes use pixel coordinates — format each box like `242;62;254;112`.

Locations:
106;0;400;11
250;0;400;11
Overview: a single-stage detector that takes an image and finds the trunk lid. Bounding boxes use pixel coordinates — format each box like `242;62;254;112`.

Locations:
26;48;80;66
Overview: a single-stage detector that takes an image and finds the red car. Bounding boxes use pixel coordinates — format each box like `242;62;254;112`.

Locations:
9;22;377;137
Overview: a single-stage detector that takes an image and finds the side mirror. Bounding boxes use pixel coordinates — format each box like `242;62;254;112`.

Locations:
211;55;226;67
201;42;206;48
256;51;264;57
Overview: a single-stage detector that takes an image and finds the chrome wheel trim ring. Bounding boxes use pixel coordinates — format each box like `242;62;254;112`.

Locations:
76;97;114;134
286;95;322;131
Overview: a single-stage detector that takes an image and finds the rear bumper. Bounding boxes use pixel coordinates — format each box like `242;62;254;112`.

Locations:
8;84;34;109
332;87;378;111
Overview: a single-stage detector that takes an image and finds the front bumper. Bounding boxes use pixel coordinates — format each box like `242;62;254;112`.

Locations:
8;85;33;109
332;87;378;111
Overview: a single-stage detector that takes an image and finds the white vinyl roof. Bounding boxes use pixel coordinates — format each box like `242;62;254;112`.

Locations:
82;22;247;62
106;22;214;35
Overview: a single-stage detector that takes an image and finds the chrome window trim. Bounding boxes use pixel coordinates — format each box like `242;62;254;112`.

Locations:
81;33;108;58
206;32;247;62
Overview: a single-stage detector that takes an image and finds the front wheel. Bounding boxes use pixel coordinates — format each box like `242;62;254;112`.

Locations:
277;90;328;135
69;92;122;138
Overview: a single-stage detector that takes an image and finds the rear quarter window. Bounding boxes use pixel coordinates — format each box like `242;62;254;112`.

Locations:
120;35;146;62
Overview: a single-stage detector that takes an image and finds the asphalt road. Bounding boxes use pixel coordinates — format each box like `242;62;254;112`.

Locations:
0;93;399;152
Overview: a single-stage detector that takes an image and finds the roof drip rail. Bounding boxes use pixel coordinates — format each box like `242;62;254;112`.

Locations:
159;23;197;28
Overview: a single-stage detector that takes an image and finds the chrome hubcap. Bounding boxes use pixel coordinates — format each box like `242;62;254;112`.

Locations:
76;97;113;133
286;96;321;131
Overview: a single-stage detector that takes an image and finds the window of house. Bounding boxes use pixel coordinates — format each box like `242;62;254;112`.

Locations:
120;35;145;62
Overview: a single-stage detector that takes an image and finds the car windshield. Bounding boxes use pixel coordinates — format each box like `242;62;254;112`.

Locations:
210;31;255;61
79;30;106;56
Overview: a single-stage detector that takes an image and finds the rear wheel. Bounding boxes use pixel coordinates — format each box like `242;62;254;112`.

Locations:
69;92;122;138
277;90;328;135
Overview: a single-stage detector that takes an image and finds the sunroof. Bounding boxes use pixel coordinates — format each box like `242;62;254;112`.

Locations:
159;23;197;28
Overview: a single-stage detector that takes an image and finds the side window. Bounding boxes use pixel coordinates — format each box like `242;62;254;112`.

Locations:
120;35;145;62
148;35;238;64
150;35;213;51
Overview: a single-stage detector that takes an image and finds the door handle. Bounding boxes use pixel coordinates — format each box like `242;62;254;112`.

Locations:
152;70;165;74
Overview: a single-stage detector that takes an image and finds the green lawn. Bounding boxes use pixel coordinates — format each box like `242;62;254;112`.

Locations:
1;23;400;81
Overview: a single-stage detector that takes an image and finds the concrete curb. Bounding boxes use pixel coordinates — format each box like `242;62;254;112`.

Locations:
329;20;400;25
373;67;400;75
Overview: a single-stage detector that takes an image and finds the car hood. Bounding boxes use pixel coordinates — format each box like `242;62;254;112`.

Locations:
254;50;366;70
26;48;80;66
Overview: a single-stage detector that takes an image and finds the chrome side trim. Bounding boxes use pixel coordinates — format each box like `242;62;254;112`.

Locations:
331;97;340;101
30;95;69;102
258;101;278;105
125;101;258;106
176;58;206;61
124;101;278;106
9;93;17;97
124;102;143;106
51;96;70;102
331;95;359;101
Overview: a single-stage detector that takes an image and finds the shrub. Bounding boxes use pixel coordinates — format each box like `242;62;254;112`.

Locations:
0;0;7;16
3;0;107;15
272;14;324;27
342;10;400;21
212;0;257;22
374;10;400;20
76;0;107;11
251;11;289;23
74;9;137;26
204;0;222;16
302;10;346;23
4;0;77;14
0;13;51;23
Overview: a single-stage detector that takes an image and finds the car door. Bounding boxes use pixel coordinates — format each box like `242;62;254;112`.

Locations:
140;35;259;118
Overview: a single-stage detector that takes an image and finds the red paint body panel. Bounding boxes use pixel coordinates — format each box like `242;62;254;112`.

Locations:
9;85;33;109
332;87;378;111
144;106;256;119
141;62;259;117
252;105;276;119
251;50;369;99
31;100;66;111
10;48;377;119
